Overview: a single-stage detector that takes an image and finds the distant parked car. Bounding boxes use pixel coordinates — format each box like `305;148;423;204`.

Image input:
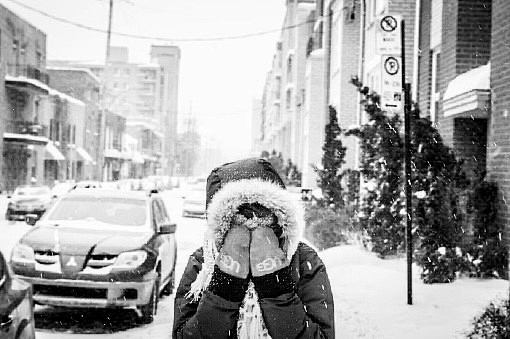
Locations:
11;189;177;324
0;250;36;339
6;185;53;221
73;181;102;189
182;189;206;218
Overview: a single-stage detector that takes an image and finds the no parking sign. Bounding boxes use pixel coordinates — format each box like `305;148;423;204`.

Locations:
381;55;403;113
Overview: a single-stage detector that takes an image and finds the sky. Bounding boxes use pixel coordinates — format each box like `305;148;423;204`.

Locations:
1;0;287;160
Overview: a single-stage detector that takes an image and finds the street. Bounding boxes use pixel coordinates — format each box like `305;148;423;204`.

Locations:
0;190;207;339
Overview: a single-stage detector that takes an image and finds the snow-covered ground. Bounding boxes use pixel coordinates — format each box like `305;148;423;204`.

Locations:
0;192;508;338
321;245;509;339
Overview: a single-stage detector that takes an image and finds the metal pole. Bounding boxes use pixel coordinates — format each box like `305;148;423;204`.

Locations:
401;20;413;305
106;0;113;64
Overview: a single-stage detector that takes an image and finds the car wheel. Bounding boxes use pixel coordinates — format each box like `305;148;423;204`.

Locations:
5;209;12;221
139;276;159;324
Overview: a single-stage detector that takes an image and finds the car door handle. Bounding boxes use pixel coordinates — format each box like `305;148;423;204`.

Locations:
0;315;13;331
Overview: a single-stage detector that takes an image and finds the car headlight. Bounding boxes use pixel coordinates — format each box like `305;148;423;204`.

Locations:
112;250;147;270
11;244;35;264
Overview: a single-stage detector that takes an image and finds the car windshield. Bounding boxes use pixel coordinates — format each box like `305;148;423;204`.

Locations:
47;196;147;226
15;187;51;196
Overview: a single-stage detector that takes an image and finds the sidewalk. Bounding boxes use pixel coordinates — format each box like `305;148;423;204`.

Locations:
320;245;508;339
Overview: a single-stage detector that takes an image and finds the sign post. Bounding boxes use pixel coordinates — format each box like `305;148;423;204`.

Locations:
376;14;412;305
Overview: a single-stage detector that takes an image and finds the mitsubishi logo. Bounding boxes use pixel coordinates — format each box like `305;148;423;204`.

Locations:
66;256;77;267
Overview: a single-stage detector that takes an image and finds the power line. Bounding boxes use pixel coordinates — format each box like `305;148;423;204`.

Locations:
3;0;328;43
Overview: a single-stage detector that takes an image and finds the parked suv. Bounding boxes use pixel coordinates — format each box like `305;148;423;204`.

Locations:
6;185;53;221
11;189;177;324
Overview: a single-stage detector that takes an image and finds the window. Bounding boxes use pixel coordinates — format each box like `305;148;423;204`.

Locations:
287;55;293;83
152;200;165;226
13;39;19;62
286;89;292;110
36;51;42;68
275;76;281;100
430;50;441;123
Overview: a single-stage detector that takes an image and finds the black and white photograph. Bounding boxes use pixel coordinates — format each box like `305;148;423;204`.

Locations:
0;0;508;338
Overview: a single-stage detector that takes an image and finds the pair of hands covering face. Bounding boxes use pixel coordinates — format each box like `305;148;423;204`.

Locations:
216;224;289;279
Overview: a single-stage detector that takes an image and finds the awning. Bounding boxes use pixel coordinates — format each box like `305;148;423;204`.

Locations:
443;63;490;118
45;142;65;161
142;154;158;162
3;132;48;146
75;147;93;163
104;148;122;159
132;152;145;164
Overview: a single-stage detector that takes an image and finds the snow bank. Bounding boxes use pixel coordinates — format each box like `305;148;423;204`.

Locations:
320;245;508;339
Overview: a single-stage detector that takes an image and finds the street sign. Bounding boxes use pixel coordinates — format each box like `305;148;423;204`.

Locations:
381;55;403;113
376;15;402;55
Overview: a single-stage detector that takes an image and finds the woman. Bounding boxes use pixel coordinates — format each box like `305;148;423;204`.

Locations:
173;158;335;338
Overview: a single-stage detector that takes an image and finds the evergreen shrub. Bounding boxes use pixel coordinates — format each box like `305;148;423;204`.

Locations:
467;299;509;338
304;204;353;250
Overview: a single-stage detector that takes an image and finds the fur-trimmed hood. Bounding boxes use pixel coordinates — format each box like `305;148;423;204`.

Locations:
206;178;304;260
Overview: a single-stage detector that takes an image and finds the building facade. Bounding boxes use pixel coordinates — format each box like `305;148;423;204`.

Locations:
490;0;510;249
0;3;93;190
49;45;180;177
47;67;102;180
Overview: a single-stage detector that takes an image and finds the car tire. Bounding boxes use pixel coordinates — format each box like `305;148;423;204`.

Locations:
5;209;12;221
139;277;159;324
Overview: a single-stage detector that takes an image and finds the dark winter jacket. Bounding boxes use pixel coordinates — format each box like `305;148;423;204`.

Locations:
172;158;335;338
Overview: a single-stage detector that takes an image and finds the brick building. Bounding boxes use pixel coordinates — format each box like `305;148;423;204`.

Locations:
260;0;316;166
489;0;510;250
0;3;90;190
418;0;491;180
47;67;102;180
325;0;360;170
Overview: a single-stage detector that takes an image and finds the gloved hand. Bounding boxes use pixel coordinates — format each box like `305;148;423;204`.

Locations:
250;226;289;277
217;225;250;279
208;225;250;302
250;226;295;299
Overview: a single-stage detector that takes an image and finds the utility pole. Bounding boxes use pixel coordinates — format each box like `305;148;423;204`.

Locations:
100;0;114;181
106;0;114;64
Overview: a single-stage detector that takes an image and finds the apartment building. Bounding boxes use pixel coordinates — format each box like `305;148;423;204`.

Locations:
150;45;180;175
487;0;509;246
324;0;360;170
50;45;180;177
260;0;316;183
0;3;93;190
47;67;102;180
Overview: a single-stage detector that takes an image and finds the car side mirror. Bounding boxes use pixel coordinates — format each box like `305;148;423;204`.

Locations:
159;222;176;234
25;214;38;226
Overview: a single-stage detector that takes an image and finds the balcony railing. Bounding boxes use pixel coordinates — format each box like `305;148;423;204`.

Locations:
7;64;50;85
5;120;46;136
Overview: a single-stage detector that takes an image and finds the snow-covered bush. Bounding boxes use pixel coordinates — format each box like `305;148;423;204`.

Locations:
410;110;469;283
463;176;508;278
417;246;463;283
467;299;509;338
314;106;346;209
304;204;354;250
347;78;405;258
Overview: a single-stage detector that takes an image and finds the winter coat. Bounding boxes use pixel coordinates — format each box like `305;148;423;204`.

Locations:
172;158;335;338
